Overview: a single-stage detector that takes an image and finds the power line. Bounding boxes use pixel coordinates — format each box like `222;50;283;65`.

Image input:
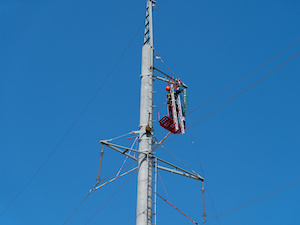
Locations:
85;171;136;225
154;39;300;116
1;0;169;217
156;0;168;8
63;189;94;225
0;24;143;218
63;167;137;224
187;131;205;176
153;40;300;147
154;51;299;224
187;39;300;116
187;51;300;130
162;51;300;146
158;171;171;201
152;41;299;224
62;162;136;224
203;179;300;224
98;161;136;185
66;37;296;225
153;48;179;79
187;130;221;225
159;144;198;175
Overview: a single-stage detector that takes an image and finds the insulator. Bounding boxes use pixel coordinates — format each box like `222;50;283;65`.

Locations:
182;89;188;116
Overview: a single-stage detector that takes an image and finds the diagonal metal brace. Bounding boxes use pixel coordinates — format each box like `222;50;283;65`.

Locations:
100;140;138;162
153;156;204;181
156;165;203;181
93;167;138;191
102;142;140;154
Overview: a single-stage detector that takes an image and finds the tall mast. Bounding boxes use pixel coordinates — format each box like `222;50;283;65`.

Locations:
136;1;155;225
100;1;204;224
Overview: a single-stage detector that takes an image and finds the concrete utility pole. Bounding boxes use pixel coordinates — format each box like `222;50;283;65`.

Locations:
100;1;204;224
136;1;154;225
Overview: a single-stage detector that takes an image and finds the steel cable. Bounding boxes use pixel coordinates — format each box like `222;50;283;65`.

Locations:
155;191;199;224
158;171;171;201
154;51;299;225
187;52;300;130
62;161;136;224
161;52;300;146
187;130;221;225
154;39;300;117
187;39;300;116
202;179;300;224
0;24;144;218
154;49;300;223
63;188;94;225
85;171;136;225
159;144;198;175
153;41;299;225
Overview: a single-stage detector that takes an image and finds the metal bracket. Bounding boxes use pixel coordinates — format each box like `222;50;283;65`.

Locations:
152;155;204;181
153;75;188;89
100;140;138;162
100;142;204;181
100;130;204;181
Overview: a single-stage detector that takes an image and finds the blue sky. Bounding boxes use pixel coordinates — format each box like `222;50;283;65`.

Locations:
1;0;300;224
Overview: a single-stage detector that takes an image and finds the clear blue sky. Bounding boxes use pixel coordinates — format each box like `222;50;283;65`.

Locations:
1;0;300;224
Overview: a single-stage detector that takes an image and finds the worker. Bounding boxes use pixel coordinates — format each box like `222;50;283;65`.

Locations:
174;87;183;99
166;86;173;118
166;86;171;104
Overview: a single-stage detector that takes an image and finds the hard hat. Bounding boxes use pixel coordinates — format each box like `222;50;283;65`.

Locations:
165;86;170;91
